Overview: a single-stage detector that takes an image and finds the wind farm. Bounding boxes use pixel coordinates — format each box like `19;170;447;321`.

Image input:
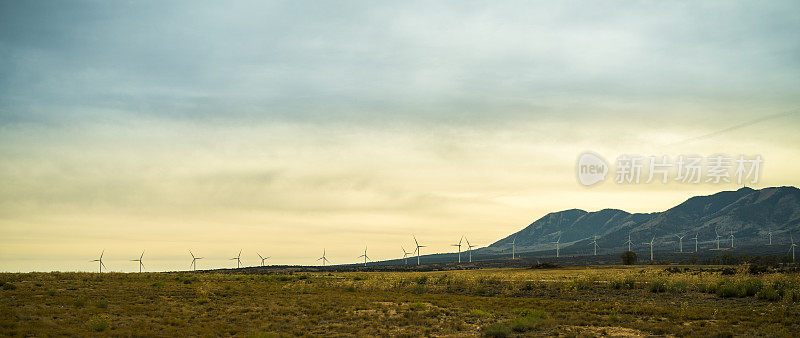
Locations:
2;0;800;335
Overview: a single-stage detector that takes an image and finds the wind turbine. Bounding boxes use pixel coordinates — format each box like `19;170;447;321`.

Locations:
189;250;203;271
642;237;655;261
692;233;698;252
230;249;242;269
465;237;477;263
729;232;735;248
511;237;517;259
317;249;330;266
789;234;796;262
590;235;599;256
401;246;412;265
675;234;685;253
356;246;370;266
715;229;722;249
131;251;144;273
91;250;107;273
552;232;561;258
624;234;632;252
413;235;425;265
768;228;773;245
451;236;463;263
257;253;270;267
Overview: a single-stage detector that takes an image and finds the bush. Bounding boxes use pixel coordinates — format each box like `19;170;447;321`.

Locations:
716;283;738;298
482;323;511;338
73;298;87;307
620;251;637;265
649;279;667;293
513;308;547;319
87;314;110;332
757;287;781;301
470;309;492;318
668;280;688;293
737;279;763;297
411;285;426;295
2;283;16;291
94;300;109;309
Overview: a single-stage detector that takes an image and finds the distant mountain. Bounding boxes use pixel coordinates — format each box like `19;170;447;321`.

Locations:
482;186;800;256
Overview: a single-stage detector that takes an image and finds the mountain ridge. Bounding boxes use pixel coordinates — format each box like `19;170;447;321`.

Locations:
483;186;800;255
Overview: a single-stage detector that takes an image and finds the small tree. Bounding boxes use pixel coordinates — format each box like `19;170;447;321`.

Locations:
620;251;637;265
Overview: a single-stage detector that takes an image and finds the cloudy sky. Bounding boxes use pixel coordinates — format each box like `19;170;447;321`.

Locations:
1;1;799;272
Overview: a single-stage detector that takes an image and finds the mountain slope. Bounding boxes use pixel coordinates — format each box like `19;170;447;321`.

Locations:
483;186;800;255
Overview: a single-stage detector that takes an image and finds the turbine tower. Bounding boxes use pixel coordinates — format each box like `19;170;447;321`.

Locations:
317;249;330;266
642;237;655;261
590;235;599;256
230;249;242;269
189;250;203;271
624;234;632;252
451;236;463;263
131;251;144;273
465;237;477;262
715;229;721;249
692;233;698;252
552;232;561;258
511;237;517;259
413;235;425;265
356;246;370;266
729;232;735;248
401;246;412;265
257;253;270;267
768;228;772;245
790;234;797;262
675;234;685;253
91;250;107;273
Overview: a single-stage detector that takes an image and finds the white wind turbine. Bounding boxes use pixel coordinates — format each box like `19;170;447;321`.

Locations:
692;233;699;252
768;228;773;245
413;235;426;265
715;229;722;249
257;253;270;267
511;237;517;259
131;251;144;273
465;237;477;263
230;249;242;269
624;234;632;252
189;250;203;271
675;234;685;253
729;232;735;248
790;234;797;262
91;250;107;273
317;249;330;266
642;236;655;261
356;246;370;266
401;246;413;265
590;235;599;256
553;232;561;258
451;236;463;263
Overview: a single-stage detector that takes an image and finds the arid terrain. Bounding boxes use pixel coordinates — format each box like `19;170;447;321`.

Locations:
1;265;799;336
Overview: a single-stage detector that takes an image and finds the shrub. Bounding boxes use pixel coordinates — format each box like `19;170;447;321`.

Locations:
649;279;667;293
73;298;87;307
737;279;762;297
623;277;636;289
668;280;687;293
716;283;738;298
411;285;426;295
757;287;781;301
2;283;16;291
470;309;492;318
620;251;637;265
87;314;110;332
513;308;547;319
409;302;427;311
94;300;109;309
482;323;511;338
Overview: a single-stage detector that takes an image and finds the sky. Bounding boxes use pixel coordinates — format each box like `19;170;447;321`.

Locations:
1;1;799;272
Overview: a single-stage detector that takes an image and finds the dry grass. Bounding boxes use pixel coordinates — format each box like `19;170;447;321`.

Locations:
0;266;798;336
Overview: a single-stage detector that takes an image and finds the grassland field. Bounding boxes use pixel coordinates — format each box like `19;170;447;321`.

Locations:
1;265;799;336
